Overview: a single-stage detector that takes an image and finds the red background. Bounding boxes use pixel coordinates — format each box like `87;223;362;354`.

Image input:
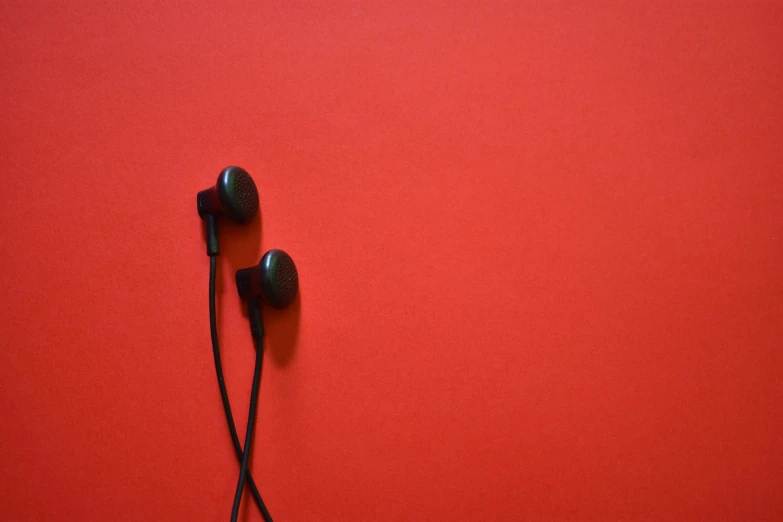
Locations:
1;2;782;520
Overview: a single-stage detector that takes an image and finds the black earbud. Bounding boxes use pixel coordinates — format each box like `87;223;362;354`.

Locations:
197;166;259;255
236;249;299;308
229;249;298;522
236;249;299;340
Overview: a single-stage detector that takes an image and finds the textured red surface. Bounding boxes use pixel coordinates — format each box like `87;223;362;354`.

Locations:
1;2;782;521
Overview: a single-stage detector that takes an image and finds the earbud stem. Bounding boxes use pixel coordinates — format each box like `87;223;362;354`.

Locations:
205;214;219;256
248;297;264;341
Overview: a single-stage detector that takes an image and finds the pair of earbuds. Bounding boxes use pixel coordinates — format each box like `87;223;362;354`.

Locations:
198;165;299;311
197;166;297;522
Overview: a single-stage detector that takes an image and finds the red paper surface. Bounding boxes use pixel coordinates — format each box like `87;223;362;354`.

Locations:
1;2;782;520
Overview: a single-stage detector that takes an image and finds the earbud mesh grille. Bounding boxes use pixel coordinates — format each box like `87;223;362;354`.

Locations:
275;253;299;305
233;170;259;220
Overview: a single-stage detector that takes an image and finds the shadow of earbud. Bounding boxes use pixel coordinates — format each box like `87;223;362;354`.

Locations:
225;232;301;367
263;291;301;367
220;215;263;280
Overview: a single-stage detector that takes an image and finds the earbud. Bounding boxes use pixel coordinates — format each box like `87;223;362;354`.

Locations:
197;166;259;255
236;249;299;309
236;249;298;341
230;249;297;522
197;166;259;223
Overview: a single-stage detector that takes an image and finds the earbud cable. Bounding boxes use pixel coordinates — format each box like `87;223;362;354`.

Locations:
209;255;273;522
230;335;264;522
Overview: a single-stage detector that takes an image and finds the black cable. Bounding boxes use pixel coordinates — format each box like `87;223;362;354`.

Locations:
231;336;264;522
209;255;273;522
